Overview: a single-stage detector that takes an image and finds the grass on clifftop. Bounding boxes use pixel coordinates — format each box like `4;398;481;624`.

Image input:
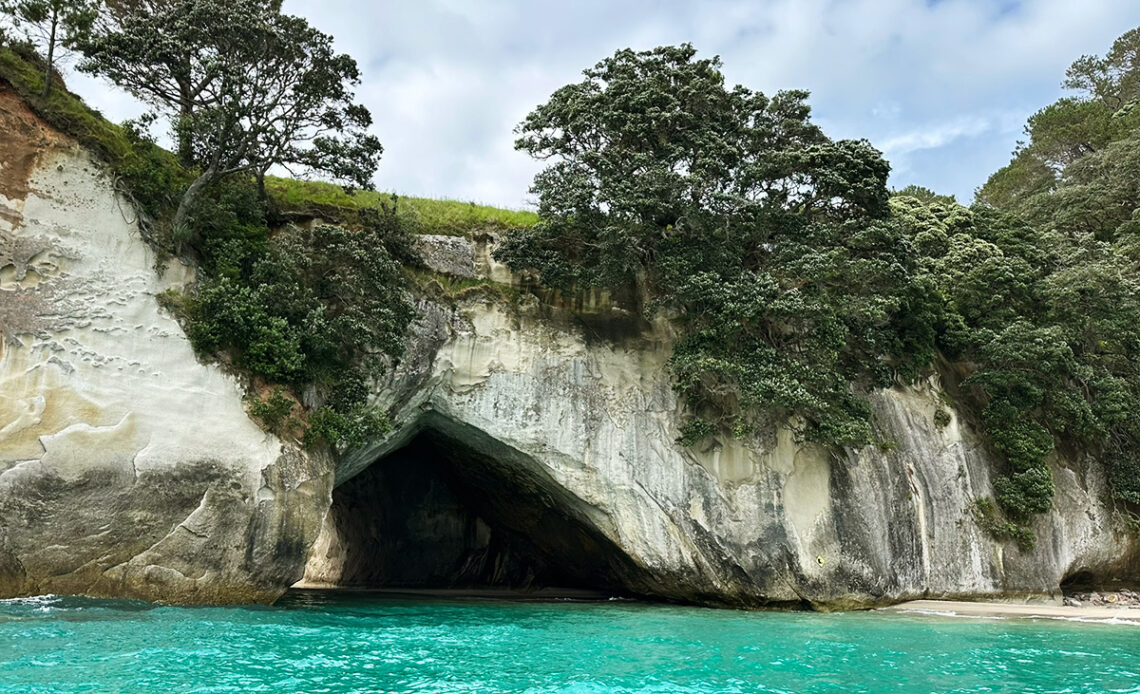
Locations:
266;177;538;236
0;45;131;161
0;45;535;239
0;44;189;224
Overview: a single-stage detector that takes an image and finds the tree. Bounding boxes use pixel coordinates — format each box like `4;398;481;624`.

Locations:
1063;26;1140;110
81;0;381;241
0;0;97;97
978;26;1140;210
85;0;283;166
496;44;925;446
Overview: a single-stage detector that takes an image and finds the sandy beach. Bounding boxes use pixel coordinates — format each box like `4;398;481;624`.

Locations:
884;600;1140;624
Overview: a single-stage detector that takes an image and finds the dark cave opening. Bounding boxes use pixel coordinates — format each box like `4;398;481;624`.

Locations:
316;421;644;596
1061;570;1100;594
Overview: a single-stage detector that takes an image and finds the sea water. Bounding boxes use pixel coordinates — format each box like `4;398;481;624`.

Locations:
0;591;1138;693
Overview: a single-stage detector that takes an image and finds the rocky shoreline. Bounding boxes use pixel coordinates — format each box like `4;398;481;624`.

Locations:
1063;590;1140;608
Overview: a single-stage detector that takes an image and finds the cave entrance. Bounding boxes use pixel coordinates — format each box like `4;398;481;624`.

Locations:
301;417;643;597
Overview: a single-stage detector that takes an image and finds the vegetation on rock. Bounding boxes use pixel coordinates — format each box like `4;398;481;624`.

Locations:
265;177;538;236
973;29;1140;516
499;36;1140;539
496;44;929;447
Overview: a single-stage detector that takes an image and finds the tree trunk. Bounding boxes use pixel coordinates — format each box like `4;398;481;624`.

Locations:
176;72;194;167
41;12;58;99
176;102;195;168
172;166;217;252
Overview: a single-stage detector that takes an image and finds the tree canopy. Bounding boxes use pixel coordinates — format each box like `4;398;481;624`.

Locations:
496;44;927;446
978;27;1140;213
0;0;97;97
500;37;1140;539
970;26;1140;519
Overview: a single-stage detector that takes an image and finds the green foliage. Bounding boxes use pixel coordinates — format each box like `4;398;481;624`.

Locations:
248;388;296;434
0;46;189;227
972;498;1036;552
1109;452;1140;506
892;185;957;206
993;468;1055;520
1062;27;1140;110
966;27;1140;512
677;419;714;448
306;404;391;452
977;26;1140;212
187;205;415;386
155;287;189;318
82;0;383;233
497;44;926;446
304;372;392;450
933;408;952;428
265;177;538;236
177;182;416;450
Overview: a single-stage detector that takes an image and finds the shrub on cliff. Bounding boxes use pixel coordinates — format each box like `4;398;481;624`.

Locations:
187;211;415;388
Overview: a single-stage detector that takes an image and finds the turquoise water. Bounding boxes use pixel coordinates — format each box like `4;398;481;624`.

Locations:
1;592;1138;693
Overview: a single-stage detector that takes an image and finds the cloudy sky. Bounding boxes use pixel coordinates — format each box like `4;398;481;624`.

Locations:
67;0;1140;210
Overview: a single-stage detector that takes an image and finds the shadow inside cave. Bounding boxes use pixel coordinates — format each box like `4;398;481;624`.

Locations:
303;417;647;598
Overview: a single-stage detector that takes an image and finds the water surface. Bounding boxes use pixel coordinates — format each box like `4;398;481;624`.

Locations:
1;591;1138;693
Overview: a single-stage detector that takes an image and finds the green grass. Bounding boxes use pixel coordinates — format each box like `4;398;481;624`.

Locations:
0;44;537;240
266;177;538;237
1;45;146;166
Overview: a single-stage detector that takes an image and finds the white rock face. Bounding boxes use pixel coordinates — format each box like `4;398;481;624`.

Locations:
310;238;1139;607
0;90;330;603
1;92;1134;607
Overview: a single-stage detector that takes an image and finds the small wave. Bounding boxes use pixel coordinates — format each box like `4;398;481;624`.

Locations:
0;594;156;616
1030;614;1140;627
0;594;61;606
0;594;63;612
896;608;1008;621
893;606;1140;627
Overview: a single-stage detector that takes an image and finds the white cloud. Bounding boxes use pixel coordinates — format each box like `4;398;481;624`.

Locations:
61;0;1140;207
878;116;994;158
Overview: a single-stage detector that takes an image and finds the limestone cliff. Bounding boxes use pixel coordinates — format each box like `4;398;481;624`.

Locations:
302;237;1139;607
1;87;1136;608
0;86;331;603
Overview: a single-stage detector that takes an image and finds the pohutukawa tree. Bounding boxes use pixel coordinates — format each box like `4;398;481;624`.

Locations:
0;0;98;97
81;0;382;241
496;44;929;446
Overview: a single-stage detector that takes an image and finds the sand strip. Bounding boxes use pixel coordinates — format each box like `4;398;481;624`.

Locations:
884;599;1140;624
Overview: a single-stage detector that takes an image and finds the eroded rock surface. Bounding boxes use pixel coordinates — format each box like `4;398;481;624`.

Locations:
1;88;1136;608
307;236;1140;607
0;88;331;604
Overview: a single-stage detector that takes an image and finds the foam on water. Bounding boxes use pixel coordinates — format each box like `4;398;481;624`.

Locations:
1;591;1139;693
